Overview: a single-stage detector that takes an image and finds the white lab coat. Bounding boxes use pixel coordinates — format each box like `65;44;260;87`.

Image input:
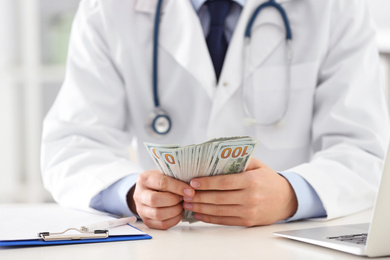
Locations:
42;0;390;220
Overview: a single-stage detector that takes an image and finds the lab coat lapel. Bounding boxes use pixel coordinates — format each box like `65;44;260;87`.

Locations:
211;0;290;119
135;0;216;99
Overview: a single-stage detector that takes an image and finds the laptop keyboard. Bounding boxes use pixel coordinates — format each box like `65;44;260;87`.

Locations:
327;233;368;245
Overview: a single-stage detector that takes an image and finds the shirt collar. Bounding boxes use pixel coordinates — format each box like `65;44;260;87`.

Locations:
190;0;246;12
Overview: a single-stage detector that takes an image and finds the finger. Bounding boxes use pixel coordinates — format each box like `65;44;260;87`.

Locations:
183;202;241;217
142;213;183;230
190;173;248;191
139;171;195;197
192;213;253;227
138;203;183;221
184;190;245;205
138;189;183;207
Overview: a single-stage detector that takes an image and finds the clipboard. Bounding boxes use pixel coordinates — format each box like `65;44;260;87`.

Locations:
0;204;152;247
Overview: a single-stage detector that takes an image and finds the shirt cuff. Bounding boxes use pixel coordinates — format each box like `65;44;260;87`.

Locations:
90;173;140;217
279;171;327;221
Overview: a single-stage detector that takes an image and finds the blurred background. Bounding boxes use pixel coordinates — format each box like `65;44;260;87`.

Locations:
0;0;390;204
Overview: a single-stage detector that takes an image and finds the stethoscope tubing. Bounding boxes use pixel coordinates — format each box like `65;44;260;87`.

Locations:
243;0;293;126
149;0;293;135
245;0;292;40
153;0;164;108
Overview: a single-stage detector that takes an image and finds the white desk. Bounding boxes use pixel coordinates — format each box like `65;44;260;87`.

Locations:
1;204;390;260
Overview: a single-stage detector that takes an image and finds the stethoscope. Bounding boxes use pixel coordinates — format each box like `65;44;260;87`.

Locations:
146;0;292;137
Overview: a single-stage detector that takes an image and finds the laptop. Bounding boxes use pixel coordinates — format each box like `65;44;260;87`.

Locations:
274;145;390;257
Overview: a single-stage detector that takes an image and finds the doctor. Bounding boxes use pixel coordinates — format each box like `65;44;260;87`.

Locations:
42;0;389;230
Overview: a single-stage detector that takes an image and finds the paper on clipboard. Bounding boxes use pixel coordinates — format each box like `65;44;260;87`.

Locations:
0;204;151;246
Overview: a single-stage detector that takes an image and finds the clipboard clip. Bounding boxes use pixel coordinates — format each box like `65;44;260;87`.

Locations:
38;228;109;241
38;216;136;241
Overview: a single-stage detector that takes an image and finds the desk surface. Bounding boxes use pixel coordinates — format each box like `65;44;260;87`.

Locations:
1;204;390;260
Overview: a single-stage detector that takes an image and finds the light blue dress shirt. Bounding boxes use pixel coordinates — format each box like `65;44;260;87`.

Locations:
90;0;327;221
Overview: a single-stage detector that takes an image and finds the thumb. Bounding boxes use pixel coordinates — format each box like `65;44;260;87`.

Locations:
245;157;267;171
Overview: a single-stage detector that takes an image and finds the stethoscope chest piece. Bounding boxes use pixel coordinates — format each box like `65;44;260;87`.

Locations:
146;108;172;137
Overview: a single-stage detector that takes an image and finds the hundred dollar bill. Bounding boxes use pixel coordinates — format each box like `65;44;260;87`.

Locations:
144;136;258;223
184;140;258;223
207;141;257;175
144;143;180;179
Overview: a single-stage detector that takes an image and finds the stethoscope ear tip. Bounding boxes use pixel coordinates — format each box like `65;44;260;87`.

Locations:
274;120;285;128
244;117;286;128
244;117;257;126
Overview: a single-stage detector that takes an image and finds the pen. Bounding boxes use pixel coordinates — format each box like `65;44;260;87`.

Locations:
81;216;137;232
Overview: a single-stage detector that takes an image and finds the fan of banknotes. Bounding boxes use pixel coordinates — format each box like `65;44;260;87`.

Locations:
144;136;258;223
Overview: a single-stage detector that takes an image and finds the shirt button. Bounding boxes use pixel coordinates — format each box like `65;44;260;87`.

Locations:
223;81;229;87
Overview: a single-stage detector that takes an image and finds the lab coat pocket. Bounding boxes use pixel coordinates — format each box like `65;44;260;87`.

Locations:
251;61;319;150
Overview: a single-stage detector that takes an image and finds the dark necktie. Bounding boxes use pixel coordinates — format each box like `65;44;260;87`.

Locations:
206;0;232;81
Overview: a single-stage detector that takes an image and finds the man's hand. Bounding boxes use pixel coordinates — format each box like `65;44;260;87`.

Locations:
129;170;195;230
183;158;298;226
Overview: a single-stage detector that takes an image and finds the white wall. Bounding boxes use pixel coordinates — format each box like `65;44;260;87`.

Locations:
0;0;80;203
0;0;24;202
